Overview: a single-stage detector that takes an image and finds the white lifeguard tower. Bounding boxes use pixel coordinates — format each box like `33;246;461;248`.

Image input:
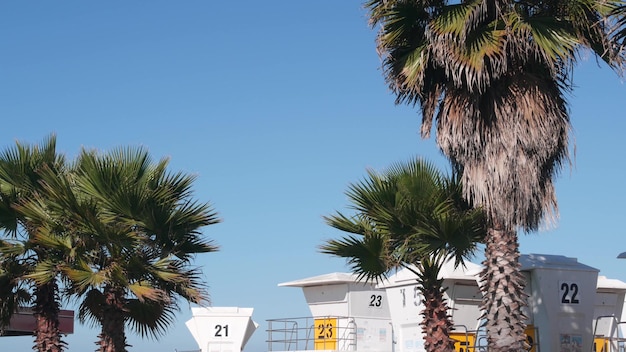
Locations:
519;254;600;352
268;272;393;352
593;276;626;351
380;259;483;352
185;307;258;352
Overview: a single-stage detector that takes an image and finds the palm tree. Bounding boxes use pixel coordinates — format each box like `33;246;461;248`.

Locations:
25;146;220;352
0;135;68;352
363;0;625;349
321;158;486;352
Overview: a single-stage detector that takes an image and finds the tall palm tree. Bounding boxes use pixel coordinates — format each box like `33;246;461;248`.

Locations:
24;146;220;352
321;158;486;352
0;135;68;352
364;0;625;350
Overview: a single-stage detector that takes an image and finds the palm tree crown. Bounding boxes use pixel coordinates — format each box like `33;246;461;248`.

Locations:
321;158;486;352
368;0;623;231
17;146;220;352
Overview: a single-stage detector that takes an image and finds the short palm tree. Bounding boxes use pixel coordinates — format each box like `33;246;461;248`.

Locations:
321;158;486;352
0;135;68;352
364;0;625;349
25;146;220;352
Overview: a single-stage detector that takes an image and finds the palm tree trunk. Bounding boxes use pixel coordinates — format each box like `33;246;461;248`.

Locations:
479;225;528;352
421;284;454;352
33;280;65;352
97;286;128;352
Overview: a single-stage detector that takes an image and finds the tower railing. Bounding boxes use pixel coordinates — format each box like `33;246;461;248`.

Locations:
266;316;357;351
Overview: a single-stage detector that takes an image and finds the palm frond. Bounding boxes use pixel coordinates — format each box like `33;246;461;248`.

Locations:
322;157;486;281
125;299;177;339
320;232;392;282
78;289;105;326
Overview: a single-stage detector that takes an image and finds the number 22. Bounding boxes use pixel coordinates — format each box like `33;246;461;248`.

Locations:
561;283;579;304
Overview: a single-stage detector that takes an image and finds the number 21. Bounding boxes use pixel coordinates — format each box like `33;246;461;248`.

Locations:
215;324;229;337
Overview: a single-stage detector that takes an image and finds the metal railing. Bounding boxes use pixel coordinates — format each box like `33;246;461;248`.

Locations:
592;316;626;352
266;316;357;351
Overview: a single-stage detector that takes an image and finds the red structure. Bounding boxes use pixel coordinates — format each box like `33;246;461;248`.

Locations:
2;308;74;336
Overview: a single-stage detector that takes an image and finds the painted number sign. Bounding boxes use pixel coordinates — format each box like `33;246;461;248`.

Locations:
214;324;229;337
369;294;383;308
400;286;421;308
559;282;580;304
314;318;337;350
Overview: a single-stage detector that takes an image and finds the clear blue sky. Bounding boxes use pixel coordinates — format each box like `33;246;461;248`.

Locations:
1;1;625;351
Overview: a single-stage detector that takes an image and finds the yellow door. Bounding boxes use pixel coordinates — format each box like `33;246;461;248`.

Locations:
525;325;537;352
593;337;609;352
451;332;475;352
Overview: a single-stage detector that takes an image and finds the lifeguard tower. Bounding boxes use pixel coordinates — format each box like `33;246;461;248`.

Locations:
268;272;393;352
380;259;483;352
592;276;626;352
518;254;600;352
185;307;258;352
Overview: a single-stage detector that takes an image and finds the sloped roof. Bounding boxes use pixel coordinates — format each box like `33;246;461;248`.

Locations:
520;253;599;272
597;275;626;291
278;272;370;287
